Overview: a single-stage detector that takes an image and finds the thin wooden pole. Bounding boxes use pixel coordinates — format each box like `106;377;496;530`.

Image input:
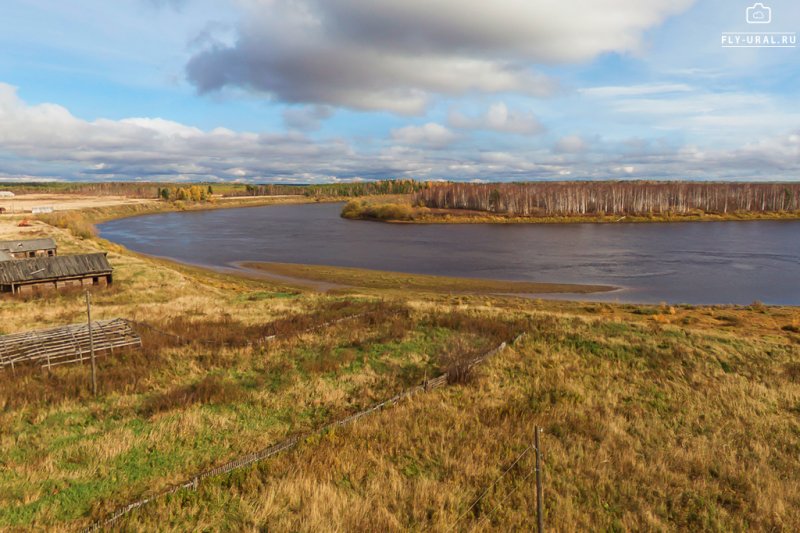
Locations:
86;291;97;397
535;426;544;533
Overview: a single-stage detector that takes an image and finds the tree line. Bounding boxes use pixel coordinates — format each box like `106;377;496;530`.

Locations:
158;185;213;202
241;179;427;198
1;182;164;198
414;182;800;216
3;179;425;199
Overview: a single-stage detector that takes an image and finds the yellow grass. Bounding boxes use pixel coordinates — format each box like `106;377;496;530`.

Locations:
242;262;615;295
0;204;798;531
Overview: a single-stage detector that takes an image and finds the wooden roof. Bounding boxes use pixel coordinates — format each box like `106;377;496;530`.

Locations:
0;237;57;254
0;253;112;285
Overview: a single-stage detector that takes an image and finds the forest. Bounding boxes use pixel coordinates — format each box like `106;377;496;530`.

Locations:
414;181;800;216
240;179;426;198
1;182;166;198
1;179;425;200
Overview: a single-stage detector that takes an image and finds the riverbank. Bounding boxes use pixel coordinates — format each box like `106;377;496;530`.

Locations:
97;200;800;305
8;194;331;239
241;261;616;296
341;199;800;224
2;212;800;531
40;194;318;224
10;194;610;297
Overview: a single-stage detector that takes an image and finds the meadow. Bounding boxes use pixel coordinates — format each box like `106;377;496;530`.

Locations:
0;208;798;531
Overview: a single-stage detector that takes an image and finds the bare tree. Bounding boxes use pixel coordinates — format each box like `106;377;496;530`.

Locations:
414;181;800;217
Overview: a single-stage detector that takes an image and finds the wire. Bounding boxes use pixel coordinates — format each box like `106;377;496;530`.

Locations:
449;443;533;531
470;467;537;532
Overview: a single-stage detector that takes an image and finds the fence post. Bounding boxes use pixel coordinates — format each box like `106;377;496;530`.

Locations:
535;426;544;533
86;291;97;397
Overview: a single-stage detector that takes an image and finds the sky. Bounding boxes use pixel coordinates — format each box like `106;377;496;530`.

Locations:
0;0;798;183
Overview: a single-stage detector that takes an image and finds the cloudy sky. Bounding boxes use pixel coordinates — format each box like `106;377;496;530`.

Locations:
1;0;798;182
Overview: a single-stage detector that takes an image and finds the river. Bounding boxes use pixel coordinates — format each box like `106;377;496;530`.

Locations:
98;202;800;305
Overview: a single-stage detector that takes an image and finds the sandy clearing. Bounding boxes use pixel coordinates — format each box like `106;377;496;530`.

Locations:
0;194;154;214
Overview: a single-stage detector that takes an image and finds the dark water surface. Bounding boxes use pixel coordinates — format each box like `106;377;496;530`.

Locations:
98;203;800;305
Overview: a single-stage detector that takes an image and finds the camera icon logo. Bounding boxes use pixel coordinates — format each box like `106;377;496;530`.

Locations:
746;3;772;24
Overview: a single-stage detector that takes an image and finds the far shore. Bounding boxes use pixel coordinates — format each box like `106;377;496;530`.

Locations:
341;202;800;225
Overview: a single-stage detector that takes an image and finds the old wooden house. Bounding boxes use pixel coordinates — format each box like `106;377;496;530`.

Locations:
0;253;113;294
0;238;57;259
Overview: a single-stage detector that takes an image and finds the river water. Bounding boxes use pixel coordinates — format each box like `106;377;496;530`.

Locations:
98;202;800;305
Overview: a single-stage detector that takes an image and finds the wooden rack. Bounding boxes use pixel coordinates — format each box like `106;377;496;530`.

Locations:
0;319;141;370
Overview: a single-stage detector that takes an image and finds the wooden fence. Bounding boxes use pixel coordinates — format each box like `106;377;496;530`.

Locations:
84;336;522;531
0;318;142;371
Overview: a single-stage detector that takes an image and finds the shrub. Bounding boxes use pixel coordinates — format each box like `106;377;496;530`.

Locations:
37;212;97;239
139;375;243;416
372;203;414;221
439;337;481;385
785;362;800;383
340;201;415;221
341;200;365;219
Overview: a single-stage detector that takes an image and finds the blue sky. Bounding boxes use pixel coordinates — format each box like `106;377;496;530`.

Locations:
0;0;798;182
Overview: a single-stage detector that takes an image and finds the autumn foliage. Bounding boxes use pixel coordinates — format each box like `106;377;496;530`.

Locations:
414;181;800;216
159;185;213;202
242;179;427;198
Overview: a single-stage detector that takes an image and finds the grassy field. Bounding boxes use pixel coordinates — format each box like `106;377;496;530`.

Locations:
0;210;799;531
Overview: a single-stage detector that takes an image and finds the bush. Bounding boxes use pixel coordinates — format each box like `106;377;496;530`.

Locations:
340;201;415;221
341;200;365;219
37;212;97;239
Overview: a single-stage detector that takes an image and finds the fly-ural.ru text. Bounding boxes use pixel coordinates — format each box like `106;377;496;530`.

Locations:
721;32;797;48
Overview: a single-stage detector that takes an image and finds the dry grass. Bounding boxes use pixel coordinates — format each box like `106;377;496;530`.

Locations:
118;315;800;532
243;262;614;295
139;375;245;417
0;211;799;531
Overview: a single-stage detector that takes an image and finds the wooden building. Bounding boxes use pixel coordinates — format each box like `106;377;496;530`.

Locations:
0;253;113;294
0;238;57;259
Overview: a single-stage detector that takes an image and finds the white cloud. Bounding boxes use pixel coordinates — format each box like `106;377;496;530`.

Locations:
555;135;589;153
449;102;543;135
391;123;457;148
579;83;693;98
577;83;800;146
0;83;355;181
283;105;334;131
613;165;636;175
186;0;695;113
2;82;799;183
